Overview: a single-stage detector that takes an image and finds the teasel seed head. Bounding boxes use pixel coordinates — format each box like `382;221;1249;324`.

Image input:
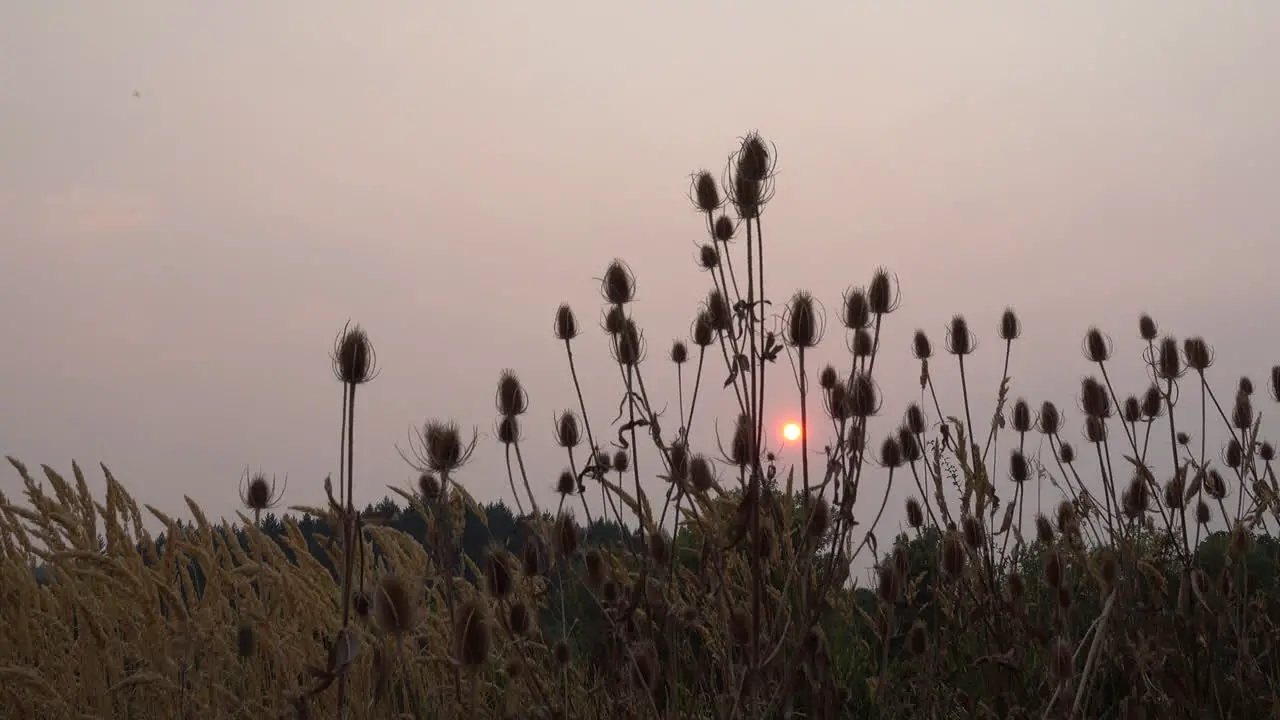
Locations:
848;373;881;418
521;536;543;577
1038;401;1061;435
552;639;571;666
332;322;378;385
555;470;577;497
1035;514;1055;545
239;470;284;513
1122;395;1141;424
1164;473;1186;510
495;370;528;417
691;170;721;213
945;315;975;356
1044;548;1064;589
1204;470;1226;500
697;243;720;272
905;498;925;529
584;549;607;588
850;328;874;358
554;513;580;556
1098;550;1119;593
600;304;627;336
1141;384;1164;420
1058;442;1075;464
553;303;579;341
817;365;839;391
1223;439;1243;470
1010;399;1032;434
1156;336;1183;379
1008;571;1026;603
1080;377;1111;419
1177;431;1190;446
648;532;669;566
713;214;736;242
1183;337;1213;372
1082;327;1112;363
961;515;984;550
1259;441;1275;462
1009;450;1030;484
897;426;922;464
601;259;636;305
1122;474;1150;518
414;420;478;476
1138;313;1158;341
1271;366;1280;402
907;620;929;656
879;436;903;470
495;416;520;445
1239;376;1254;396
941;531;966;578
691;311;714;347
867;267;900;315
1231;391;1253;431
354;589;371;619
912;330;933;360
1084;416;1107;444
785;291;823;348
1196;500;1211;525
705;289;732;332
729;413;755;467
554;411;581;449
374;574;417;635
998;307;1022;341
806;496;831;542
903;404;927;435
1229;522;1252;558
612;450;630;474
689;455;715;493
841;287;871;330
611;319;645;366
876;564;901;604
418;473;442;503
454;597;492;667
630;642;660;693
669;340;689;366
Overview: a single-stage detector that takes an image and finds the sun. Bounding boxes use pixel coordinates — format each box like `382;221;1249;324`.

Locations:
782;422;802;442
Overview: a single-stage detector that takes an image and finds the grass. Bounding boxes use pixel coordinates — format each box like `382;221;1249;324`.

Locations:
2;133;1279;718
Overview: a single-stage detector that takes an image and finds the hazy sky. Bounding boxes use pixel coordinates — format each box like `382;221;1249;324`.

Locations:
3;3;1279;548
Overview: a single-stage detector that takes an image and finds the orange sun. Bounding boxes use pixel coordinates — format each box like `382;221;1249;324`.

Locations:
782;422;802;442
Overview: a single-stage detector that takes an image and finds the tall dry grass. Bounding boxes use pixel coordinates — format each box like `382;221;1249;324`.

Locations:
3;134;1279;719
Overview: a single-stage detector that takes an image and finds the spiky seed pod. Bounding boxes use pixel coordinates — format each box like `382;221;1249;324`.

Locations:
893;545;910;579
1219;566;1234;599
417;420;476;475
612;320;645;366
1059;442;1076;464
1138;314;1158;341
691;311;714;348
812;365;838;391
1008;572;1026;603
1231;392;1253;431
1223;439;1243;470
484;550;514;600
554;470;577;497
669;340;689;366
1010;399;1032;434
736;132;773;182
848;373;881;418
900;406;925;437
418;472;442;503
1056;500;1076;531
553;411;581;450
906;622;927;657
1035;514;1055;545
240;471;279;512
521;536;543;577
705;289;732;332
1039;402;1062;435
850;328;874;358
806;496;831;542
1239;376;1254;396
648;532;669;566
1080;377;1111;419
1156;337;1183;380
961;515;984;550
508;600;532;637
1260;442;1275;462
1183;337;1213;372
730;413;754;466
879;436;903;469
496;416;521;445
824;382;850;422
945;315;975;356
1010;450;1030;484
237;620;255;658
998;307;1022;341
1123;474;1149;518
905;498;925;529
496;370;527;417
1164;474;1186;510
332;322;377;385
867;268;900;315
897;426;922;464
1141;385;1164;419
611;450;630;474
783;290;823;348
1176;431;1190;446
692;170;721;213
689;455;714;493
554;304;579;341
602;305;627;338
713;214;736;242
374;574;417;635
697;244;719;272
1196;500;1211;525
553;514;579;557
1082;327;1112;363
1098;550;1119;592
877;565;901;604
1044;548;1064;589
1122;396;1141;424
584;549;606;588
1204;470;1226;500
601;259;636;305
841;287;870;330
941;531;966;578
912;330;933;360
454;597;491;667
1084;416;1107;444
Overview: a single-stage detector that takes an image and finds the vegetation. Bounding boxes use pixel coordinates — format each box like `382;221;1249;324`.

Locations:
3;134;1279;718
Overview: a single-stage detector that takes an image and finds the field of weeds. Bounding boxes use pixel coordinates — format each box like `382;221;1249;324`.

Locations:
3;135;1279;719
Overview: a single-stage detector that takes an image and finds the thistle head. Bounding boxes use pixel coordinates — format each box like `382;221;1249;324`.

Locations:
239;470;285;513
332;322;378;385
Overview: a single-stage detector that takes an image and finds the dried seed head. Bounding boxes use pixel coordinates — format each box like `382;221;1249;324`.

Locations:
998;307;1022;341
554;411;581;449
905;498;925;529
418;473;442;502
941;531;966;578
240;471;280;512
1195;500;1211;525
416;420;477;475
484;550;514;599
374;574;417;635
736;132;773;183
555;470;577;497
705;290;732;332
611;320;645;366
961;515;984;550
876;564;901;604
689;455;714;493
1008;571;1026;603
850;328;874;358
1038;401;1061;435
1177;431;1190;446
508;600;532;636
867;267;900;315
1009;450;1030;484
897;426;922;464
912;330;933;360
1084;416;1107;444
495;416;520;445
806;496;831;542
842;287;871;330
879;436;903;470
1156;337;1183;380
1260;442;1275;462
495;370;527;417
691;311;714;347
1183;337;1213;372
1035;514;1055;545
612;450;630;474
454;597;491;666
584;549;606;588
1239;376;1254;396
713;214;736;242
1223;439;1243;470
1229;522;1252;557
1044;548;1065;589
905;404;927;435
648;532;669;566
848;373;881;418
785;291;823;348
1123;474;1150;518
1122;396;1141;424
1098;550;1119;592
907;621;929;656
521;536;543;577
1138;314;1158;341
1271;366;1280;402
817;364;838;390
729;413;755;466
1080;377;1111;419
332;322;377;385
1164;473;1186;510
945;315;976;356
1058;442;1075;464
601;259;636;305
1082;327;1112;363
1231;391;1253;431
697;243;719;272
691;170;721;213
669;340;689;365
1204;470;1226;500
554;514;580;557
554;304;579;341
237;620;255;658
1050;636;1074;681
1010;399;1032;433
1141;385;1164;419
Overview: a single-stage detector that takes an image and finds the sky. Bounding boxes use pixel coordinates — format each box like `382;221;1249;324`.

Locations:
3;2;1279;559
